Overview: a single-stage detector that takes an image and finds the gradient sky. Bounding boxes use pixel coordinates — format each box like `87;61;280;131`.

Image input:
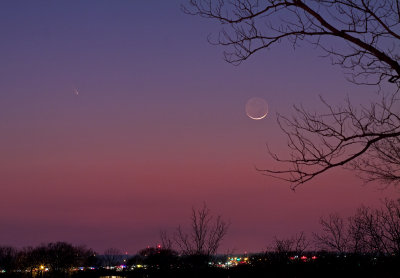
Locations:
1;1;398;254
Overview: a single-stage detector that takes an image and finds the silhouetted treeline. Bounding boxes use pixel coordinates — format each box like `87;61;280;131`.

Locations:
0;242;98;275
1;199;399;277
314;198;400;255
1;244;400;278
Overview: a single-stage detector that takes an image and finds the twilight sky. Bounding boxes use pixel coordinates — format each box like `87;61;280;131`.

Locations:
0;1;398;254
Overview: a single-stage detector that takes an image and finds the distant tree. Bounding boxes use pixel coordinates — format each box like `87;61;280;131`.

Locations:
126;254;143;268
347;211;368;253
74;245;99;268
184;0;400;189
14;248;30;272
103;247;122;267
23;245;48;271
274;231;309;255
160;230;173;250
314;213;349;253
0;243;97;273
349;199;400;255
377;199;400;254
137;245;179;269
0;246;17;272
45;242;78;272
15;242;96;273
314;200;400;255
174;203;229;264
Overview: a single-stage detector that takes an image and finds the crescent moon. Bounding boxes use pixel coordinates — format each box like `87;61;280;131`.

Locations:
248;114;267;120
245;97;268;120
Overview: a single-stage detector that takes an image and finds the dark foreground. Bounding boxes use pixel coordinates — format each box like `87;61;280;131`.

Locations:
2;256;400;278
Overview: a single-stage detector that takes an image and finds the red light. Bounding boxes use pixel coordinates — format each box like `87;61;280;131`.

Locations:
301;256;307;260
312;256;317;260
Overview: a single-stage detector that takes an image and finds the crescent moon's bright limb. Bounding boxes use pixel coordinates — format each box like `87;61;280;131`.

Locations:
247;113;267;120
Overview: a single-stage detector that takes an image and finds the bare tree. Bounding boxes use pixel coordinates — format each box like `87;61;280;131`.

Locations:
184;0;400;188
274;231;309;255
314;213;348;253
160;230;173;250
174;203;229;257
292;231;309;254
348;210;368;253
349;205;386;254
274;237;294;255
184;0;400;81
349;199;400;255
264;93;400;188
351;134;400;186
0;246;17;272
15;242;97;273
314;199;400;255
46;242;80;272
102;248;122;267
378;198;400;254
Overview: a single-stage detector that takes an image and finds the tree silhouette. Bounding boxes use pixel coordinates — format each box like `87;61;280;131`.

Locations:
314;213;348;253
136;245;179;269
174;203;229;260
314;199;400;255
13;242;96;273
46;242;78;272
184;0;400;188
0;246;17;272
103;247;122;267
274;231;309;255
350;199;400;255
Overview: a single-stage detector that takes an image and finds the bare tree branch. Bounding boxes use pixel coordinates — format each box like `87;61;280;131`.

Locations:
184;0;400;82
259;92;400;188
185;0;400;189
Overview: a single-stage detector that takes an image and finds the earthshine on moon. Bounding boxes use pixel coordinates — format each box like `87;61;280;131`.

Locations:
245;97;268;120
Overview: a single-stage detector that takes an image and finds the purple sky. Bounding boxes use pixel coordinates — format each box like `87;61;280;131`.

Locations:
0;1;398;254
